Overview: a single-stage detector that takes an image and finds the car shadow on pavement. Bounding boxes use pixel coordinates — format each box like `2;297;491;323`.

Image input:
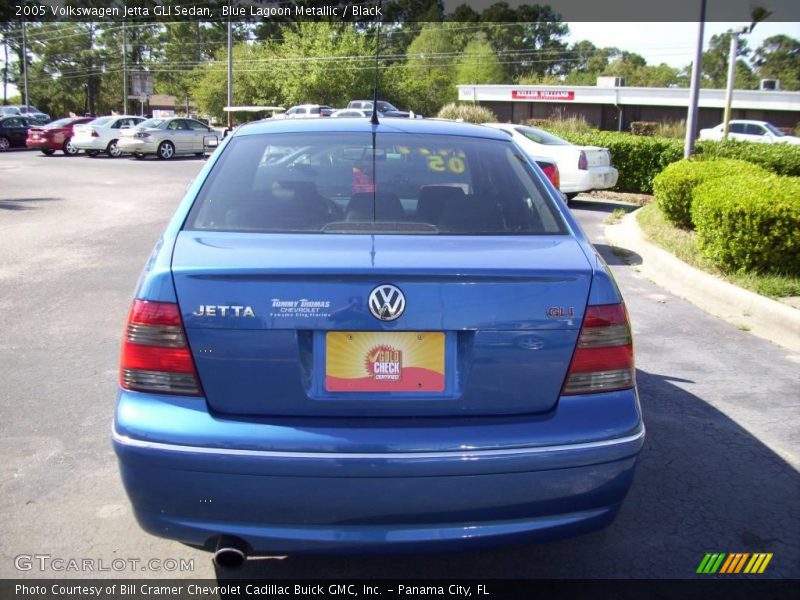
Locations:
571;199;640;214
213;368;799;580
0;197;62;211
592;243;642;266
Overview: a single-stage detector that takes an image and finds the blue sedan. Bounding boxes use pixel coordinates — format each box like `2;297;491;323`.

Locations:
113;117;644;567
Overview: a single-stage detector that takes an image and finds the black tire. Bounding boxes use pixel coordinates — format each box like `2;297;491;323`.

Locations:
63;137;79;156
86;150;100;157
41;148;56;156
106;139;121;158
565;193;579;201
195;152;205;157
0;136;10;152
157;141;175;160
133;152;145;160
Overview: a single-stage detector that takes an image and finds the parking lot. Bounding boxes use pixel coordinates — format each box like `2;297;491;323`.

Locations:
0;149;798;580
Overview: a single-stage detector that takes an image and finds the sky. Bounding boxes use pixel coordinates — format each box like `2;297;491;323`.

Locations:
566;21;800;69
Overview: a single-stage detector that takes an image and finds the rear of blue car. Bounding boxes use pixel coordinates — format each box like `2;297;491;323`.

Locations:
113;119;644;559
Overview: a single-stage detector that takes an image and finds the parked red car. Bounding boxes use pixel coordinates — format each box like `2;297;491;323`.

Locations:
26;116;94;156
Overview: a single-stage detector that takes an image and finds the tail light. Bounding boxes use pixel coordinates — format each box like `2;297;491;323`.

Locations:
562;303;634;395
578;151;588;170
120;300;202;396
540;162;560;189
91;129;99;137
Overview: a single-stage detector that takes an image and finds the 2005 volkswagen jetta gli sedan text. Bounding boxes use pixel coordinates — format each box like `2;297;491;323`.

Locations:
112;117;644;565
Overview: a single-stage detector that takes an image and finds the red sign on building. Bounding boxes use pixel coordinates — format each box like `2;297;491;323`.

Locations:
511;89;575;101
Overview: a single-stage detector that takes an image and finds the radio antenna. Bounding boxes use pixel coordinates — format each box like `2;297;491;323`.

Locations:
370;0;382;125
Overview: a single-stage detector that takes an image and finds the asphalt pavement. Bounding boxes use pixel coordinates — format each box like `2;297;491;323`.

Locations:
0;150;797;580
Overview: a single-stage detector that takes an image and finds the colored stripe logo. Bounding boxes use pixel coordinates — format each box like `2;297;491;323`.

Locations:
697;553;773;574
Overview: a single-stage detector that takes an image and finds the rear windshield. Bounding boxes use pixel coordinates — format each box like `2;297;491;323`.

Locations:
184;132;566;235
89;117;113;127
138;118;165;129
515;126;571;146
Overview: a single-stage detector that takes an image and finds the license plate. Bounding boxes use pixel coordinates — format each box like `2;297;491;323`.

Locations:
326;332;445;392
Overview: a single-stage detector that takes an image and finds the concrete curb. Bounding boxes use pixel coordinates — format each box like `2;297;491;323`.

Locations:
605;209;800;355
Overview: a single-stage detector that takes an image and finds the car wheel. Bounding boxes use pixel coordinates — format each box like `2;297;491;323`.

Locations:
41;148;56;156
195;152;205;157
107;139;121;158
565;193;579;204
133;152;145;160
0;137;9;152
86;150;100;157
63;138;79;156
157;141;175;160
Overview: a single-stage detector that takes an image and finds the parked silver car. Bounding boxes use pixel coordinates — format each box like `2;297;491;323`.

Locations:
117;117;220;159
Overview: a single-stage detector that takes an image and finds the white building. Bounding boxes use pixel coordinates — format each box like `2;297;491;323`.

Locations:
457;83;800;131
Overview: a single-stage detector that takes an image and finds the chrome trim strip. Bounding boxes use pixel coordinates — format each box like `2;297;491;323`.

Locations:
112;423;645;460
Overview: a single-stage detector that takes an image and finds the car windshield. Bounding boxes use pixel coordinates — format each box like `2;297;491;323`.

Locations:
185;132;566;235
515;126;572;146
138;119;165;129
761;122;785;137
45;118;73;129
89;117;113;127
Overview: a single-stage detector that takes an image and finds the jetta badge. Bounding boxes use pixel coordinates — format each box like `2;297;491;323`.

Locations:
368;285;406;322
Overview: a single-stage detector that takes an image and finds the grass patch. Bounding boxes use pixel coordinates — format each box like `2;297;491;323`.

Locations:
605;208;627;225
636;203;800;299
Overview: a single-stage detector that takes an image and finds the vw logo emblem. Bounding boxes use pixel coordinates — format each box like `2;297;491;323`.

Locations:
368;284;406;322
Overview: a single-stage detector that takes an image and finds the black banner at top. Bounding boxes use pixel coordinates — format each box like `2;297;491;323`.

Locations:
3;0;800;23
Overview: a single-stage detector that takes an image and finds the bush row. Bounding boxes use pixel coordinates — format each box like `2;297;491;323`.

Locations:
540;125;800;194
692;174;800;275
653;159;768;229
436;103;498;124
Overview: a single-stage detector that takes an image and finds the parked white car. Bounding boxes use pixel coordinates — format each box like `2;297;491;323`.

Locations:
117;117;219;160
699;120;799;144
483;123;619;200
330;109;370;118
72;115;145;157
273;104;332;119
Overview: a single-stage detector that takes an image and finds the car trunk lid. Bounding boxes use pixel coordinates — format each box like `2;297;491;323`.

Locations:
171;232;593;417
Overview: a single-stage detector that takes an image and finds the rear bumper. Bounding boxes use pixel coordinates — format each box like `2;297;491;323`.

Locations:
26;138;58;150
113;389;644;554
561;167;619;193
117;138;158;154
72;137;108;151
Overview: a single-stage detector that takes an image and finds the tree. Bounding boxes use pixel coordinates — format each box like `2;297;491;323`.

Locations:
455;34;504;85
478;2;570;80
394;24;458;114
702;31;758;89
753;35;800;90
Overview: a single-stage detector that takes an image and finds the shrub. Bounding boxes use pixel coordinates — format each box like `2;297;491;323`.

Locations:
653;158;768;229
695;140;800;177
543;129;683;194
654;120;686;140
436;103;497;124
691;174;800;275
630;121;657;136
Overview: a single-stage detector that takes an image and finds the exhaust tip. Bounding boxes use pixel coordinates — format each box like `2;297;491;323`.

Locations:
213;536;247;570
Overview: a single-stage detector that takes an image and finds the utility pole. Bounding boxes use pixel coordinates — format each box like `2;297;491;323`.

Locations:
226;14;233;129
684;0;706;158
22;21;29;111
3;26;8;105
122;21;128;115
721;27;748;140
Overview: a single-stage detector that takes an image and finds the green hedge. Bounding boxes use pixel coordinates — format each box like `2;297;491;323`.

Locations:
653;158;768;229
691;174;800;275
694;140;800;177
541;125;800;194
